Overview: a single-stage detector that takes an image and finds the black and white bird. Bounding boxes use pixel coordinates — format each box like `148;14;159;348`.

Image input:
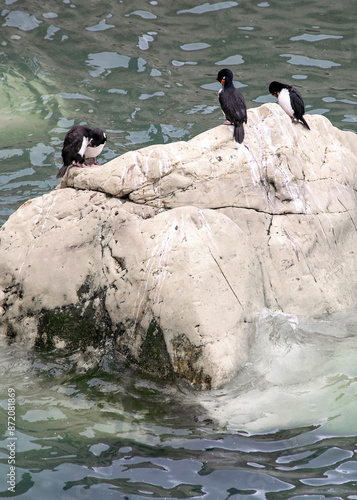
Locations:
84;128;107;166
269;81;310;130
56;125;107;179
216;68;247;143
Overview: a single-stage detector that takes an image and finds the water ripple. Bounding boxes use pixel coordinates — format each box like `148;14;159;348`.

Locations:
125;10;157;20
291;33;343;42
180;42;211;51
281;53;341;68
3;10;42;31
177;2;239;15
86;19;115;32
216;54;244;65
86;52;131;77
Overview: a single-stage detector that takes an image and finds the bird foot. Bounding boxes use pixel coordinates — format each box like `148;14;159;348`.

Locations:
224;121;233;125
85;159;101;166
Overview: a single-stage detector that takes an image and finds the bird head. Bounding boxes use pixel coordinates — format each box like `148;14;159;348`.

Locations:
91;128;107;147
269;81;285;97
216;68;233;86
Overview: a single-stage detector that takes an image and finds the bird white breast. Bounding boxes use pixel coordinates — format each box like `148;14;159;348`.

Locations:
78;136;91;157
85;143;105;158
278;88;294;118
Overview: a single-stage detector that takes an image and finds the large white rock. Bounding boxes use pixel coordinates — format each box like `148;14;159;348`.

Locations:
1;104;356;388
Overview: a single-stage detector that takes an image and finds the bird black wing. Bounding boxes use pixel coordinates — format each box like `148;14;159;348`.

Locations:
219;88;247;125
289;87;306;120
61;125;92;166
62;125;91;149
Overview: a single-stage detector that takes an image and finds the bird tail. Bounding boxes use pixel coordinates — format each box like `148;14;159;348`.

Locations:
301;116;310;130
56;165;68;179
234;123;244;144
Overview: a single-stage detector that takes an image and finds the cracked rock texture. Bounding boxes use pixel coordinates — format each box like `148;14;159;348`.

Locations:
1;103;357;389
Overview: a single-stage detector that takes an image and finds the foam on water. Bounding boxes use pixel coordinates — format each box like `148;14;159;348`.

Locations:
197;308;357;435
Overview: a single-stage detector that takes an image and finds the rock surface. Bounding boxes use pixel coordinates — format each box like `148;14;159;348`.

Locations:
1;103;357;389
